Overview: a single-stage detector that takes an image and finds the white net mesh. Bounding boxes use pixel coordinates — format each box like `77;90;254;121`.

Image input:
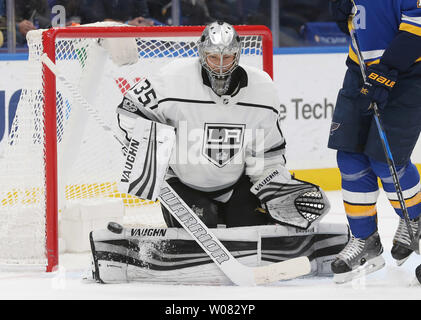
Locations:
0;23;266;267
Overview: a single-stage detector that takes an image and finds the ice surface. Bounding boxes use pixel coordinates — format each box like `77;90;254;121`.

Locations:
0;191;420;300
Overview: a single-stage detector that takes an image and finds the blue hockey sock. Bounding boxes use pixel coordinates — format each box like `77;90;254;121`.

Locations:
370;159;421;220
337;151;380;239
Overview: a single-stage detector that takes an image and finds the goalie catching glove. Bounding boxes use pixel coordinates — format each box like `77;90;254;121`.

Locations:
250;167;330;229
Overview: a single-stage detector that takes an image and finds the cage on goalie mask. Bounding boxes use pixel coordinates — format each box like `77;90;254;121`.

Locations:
198;21;241;95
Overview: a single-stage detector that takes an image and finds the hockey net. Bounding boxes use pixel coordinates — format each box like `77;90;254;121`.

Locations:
0;23;273;271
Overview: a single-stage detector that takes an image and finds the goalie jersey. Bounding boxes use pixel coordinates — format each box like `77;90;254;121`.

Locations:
116;59;286;193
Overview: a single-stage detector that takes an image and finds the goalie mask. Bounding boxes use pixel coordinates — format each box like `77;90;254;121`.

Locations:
198;21;241;95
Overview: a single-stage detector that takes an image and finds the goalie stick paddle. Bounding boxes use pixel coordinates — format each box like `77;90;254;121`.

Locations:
348;4;418;253
41;53;312;285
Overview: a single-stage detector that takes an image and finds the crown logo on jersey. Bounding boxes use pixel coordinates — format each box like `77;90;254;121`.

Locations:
122;97;138;112
202;123;245;168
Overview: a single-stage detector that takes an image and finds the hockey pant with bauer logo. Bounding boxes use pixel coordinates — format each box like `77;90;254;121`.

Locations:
328;60;421;166
328;60;421;238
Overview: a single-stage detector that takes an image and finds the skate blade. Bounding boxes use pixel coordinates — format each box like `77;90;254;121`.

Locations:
395;254;411;267
333;255;385;284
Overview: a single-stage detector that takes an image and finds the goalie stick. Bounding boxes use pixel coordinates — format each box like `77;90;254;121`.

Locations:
41;52;311;285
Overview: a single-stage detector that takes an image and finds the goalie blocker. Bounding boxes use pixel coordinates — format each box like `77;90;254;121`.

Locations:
118;117;175;201
87;222;350;284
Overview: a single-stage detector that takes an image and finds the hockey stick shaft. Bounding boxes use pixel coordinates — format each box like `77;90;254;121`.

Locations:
41;53;311;285
348;5;415;245
41;53;128;149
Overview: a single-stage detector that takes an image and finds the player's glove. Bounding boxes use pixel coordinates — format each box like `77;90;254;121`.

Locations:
360;63;398;110
250;168;330;230
329;0;353;35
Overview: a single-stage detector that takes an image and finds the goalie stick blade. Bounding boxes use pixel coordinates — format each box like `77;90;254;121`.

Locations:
252;256;311;284
221;255;311;286
213;256;311;286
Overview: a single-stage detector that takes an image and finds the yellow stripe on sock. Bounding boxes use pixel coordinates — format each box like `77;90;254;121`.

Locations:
389;192;421;209
344;203;377;217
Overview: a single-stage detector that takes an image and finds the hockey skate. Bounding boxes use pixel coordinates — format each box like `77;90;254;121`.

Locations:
391;217;420;266
331;231;385;284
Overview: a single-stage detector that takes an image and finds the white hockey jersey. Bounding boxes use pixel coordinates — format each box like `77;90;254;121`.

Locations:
116;59;286;193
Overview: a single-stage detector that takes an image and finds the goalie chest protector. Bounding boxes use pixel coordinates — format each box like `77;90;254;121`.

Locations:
121;59;285;193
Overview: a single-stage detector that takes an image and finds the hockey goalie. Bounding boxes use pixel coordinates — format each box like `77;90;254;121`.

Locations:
88;21;350;285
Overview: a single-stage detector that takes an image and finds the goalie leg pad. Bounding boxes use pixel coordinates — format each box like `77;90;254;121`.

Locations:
256;223;350;276
88;222;349;284
89;225;260;285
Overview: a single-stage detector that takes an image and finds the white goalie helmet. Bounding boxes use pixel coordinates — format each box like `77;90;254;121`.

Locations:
198;21;242;95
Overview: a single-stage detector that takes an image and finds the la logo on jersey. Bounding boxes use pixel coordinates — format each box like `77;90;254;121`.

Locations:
203;123;245;168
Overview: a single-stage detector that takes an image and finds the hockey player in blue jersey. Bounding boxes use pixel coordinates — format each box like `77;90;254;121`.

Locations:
328;0;421;283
